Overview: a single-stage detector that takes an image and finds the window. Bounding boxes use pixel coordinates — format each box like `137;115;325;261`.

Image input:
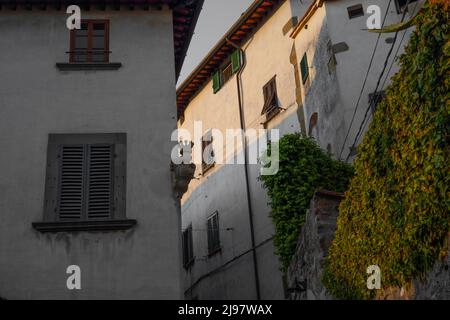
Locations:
202;131;215;173
300;53;309;85
222;62;233;84
70;20;109;63
207;212;221;256
395;0;418;14
182;225;195;269
35;134;130;232
261;76;281;121
347;4;365;19
212;49;241;93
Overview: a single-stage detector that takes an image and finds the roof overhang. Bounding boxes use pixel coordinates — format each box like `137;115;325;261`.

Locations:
0;0;204;80
176;0;285;118
290;0;326;38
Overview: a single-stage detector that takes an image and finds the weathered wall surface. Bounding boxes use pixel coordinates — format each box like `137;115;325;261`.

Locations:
0;10;181;299
288;191;449;300
179;0;311;300
287;190;341;300
293;0;424;161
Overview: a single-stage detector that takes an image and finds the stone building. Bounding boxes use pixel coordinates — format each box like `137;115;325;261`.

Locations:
0;0;202;299
176;0;424;300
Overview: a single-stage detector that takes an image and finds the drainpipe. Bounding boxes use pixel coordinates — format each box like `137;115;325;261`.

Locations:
226;37;261;300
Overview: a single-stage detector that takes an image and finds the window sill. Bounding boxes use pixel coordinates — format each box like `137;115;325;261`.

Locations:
56;62;122;71
32;219;137;233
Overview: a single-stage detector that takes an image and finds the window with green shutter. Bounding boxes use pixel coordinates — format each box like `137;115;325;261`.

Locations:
300;53;309;84
231;50;241;74
212;71;221;94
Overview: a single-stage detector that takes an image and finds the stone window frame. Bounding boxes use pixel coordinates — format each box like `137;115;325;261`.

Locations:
32;133;136;233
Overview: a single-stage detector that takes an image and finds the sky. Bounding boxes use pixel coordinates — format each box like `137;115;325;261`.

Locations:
177;0;254;85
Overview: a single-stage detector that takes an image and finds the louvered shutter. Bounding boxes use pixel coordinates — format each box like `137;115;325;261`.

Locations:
231;50;241;74
207;218;213;254
212;213;220;250
300;53;309;84
212;71;221;93
58;145;86;220
87;144;114;219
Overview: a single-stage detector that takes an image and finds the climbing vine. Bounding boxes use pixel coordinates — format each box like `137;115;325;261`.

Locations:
323;0;450;299
260;134;354;271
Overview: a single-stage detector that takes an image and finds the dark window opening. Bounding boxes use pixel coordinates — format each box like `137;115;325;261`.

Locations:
347;4;365;19
261;76;281;121
70;20;109;63
212;49;241;93
207;212;221;256
308;112;319;136
182;225;194;269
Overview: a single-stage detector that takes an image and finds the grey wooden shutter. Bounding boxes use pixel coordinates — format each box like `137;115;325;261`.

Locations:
57;145;86;220
212;71;221;93
207;218;213;254
87;144;114;219
231;50;241;74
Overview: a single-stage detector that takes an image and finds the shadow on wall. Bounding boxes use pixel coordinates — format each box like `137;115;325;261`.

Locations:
301;16;348;158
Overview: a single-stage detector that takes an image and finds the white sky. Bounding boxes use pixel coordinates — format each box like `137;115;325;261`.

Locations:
177;0;254;85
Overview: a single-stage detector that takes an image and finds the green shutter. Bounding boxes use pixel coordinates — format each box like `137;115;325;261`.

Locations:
300;53;309;84
231;50;241;74
212;71;221;93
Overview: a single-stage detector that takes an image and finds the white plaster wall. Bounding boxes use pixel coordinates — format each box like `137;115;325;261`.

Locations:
309;0;423;160
0;10;181;299
179;0;315;300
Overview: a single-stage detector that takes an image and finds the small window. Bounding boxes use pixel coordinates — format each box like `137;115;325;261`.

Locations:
182;225;194;269
207;212;221;256
300;53;309;84
261;76;280;120
212;49;241;93
70;20;109;63
202;132;215;173
42;134;126;223
347;4;364;19
369;91;386;113
222;62;233;84
395;0;418;14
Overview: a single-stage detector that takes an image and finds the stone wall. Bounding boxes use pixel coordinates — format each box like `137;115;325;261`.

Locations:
287;190;342;300
287;190;450;300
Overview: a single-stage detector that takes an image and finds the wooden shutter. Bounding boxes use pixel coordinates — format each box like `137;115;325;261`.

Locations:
87;144;114;219
207;218;213;254
212;71;221;93
207;212;220;254
58;145;86;220
300;53;309;84
261;77;278;115
231;50;241;74
182;229;189;266
212;213;219;250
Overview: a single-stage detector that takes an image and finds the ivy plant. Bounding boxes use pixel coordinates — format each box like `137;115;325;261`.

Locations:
260;134;354;271
323;0;450;299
